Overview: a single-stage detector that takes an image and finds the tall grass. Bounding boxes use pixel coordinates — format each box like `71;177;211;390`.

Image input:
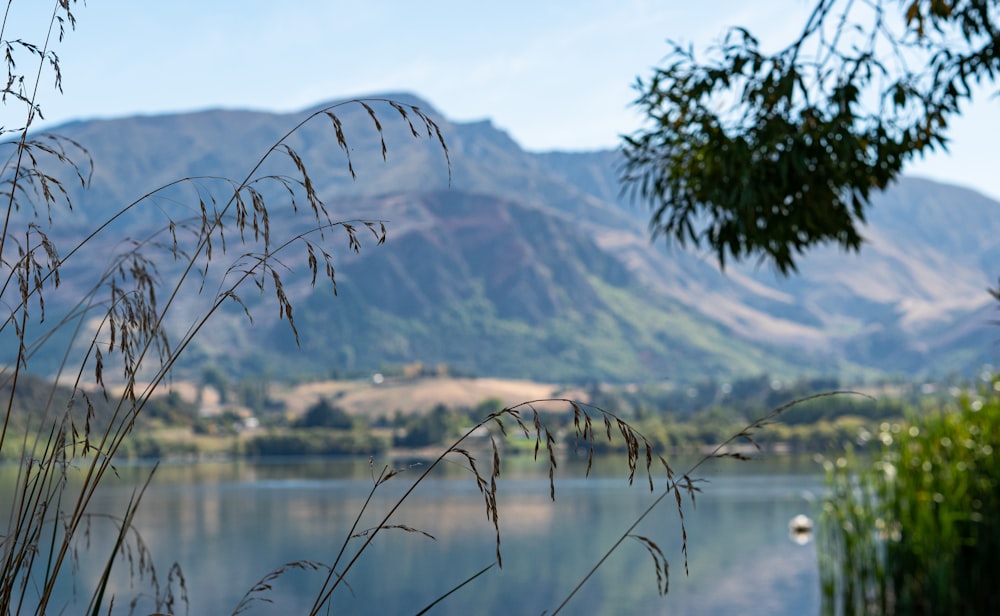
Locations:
818;377;1000;615
235;392;848;615
1;3;851;614
1;2;451;613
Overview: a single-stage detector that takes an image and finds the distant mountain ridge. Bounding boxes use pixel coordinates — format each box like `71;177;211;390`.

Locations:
16;93;1000;383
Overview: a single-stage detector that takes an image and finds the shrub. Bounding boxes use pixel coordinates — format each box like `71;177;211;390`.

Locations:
294;398;354;430
244;429;386;457
393;403;460;448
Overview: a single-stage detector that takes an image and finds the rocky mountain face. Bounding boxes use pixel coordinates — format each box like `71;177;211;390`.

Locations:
13;94;999;383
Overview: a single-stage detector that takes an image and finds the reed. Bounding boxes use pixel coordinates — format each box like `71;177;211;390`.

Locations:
818;377;1000;615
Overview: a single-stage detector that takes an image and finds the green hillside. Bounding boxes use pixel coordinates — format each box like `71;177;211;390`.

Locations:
8;94;997;384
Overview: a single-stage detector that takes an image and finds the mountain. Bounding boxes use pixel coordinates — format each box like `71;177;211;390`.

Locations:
10;93;999;384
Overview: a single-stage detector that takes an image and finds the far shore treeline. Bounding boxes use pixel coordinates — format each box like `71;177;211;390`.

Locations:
7;369;983;462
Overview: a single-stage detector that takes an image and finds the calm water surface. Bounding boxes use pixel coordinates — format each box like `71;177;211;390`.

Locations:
6;455;825;615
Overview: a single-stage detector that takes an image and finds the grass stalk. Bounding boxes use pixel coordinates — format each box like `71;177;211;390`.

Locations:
2;3;451;612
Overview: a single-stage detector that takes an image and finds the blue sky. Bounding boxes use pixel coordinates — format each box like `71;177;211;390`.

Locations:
12;1;1000;200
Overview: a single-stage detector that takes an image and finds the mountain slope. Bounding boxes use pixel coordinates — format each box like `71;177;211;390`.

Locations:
534;142;1000;377
214;191;812;382
14;93;999;383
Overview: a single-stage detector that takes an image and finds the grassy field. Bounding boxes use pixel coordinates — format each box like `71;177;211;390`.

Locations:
164;376;588;419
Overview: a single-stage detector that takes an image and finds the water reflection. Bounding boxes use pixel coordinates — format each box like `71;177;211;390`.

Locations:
1;456;823;615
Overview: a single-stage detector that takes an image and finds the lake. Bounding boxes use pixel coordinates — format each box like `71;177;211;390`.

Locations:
6;454;825;615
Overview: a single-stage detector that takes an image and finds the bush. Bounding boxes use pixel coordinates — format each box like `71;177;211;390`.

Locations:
393;403;457;448
294;398;355;430
245;428;387;457
120;434;199;460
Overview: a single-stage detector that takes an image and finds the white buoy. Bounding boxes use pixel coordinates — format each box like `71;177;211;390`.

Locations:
789;514;813;532
789;514;814;545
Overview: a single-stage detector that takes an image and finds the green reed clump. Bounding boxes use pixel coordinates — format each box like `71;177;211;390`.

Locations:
819;377;1000;615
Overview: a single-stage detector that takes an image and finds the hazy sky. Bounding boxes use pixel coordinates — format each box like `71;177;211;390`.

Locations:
11;1;1000;200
